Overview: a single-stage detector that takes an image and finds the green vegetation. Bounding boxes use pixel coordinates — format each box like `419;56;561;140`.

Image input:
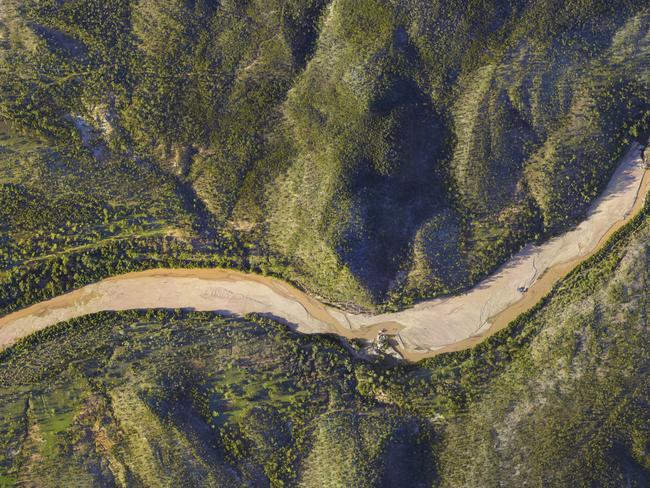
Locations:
1;4;650;484
0;311;436;487
1;1;648;307
0;122;243;317
1;197;649;486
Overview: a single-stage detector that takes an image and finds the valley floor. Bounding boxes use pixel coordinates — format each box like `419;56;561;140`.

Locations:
0;142;648;359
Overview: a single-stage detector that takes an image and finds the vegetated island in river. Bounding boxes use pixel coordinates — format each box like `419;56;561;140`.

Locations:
0;140;648;360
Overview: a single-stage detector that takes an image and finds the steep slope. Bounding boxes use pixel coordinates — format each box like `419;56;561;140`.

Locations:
1;0;649;307
0;120;245;317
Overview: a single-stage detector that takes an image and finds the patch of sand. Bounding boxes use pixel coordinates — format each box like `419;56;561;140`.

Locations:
0;142;648;360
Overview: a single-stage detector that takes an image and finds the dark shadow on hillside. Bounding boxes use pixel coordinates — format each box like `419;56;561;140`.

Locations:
338;78;453;298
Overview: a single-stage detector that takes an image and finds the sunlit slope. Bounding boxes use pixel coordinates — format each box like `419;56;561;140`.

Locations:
1;0;649;306
0;123;240;318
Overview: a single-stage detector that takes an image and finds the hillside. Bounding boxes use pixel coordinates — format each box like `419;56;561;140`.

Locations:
0;194;648;486
1;3;650;486
1;0;648;307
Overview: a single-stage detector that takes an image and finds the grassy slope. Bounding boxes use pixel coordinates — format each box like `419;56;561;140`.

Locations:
1;0;648;307
0;122;247;317
0;202;648;486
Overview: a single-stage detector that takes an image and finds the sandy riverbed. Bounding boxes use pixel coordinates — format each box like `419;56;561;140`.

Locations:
0;142;648;360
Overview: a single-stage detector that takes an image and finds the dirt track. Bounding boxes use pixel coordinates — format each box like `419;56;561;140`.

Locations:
0;143;648;360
